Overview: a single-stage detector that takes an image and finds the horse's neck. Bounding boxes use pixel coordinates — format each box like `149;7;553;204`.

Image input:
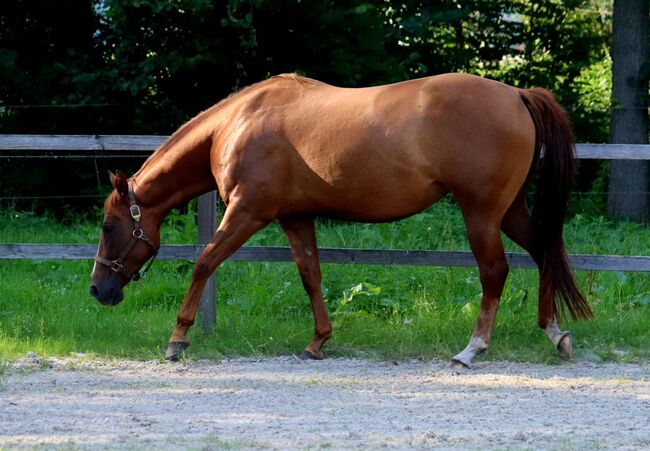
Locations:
133;117;219;221
130;78;268;221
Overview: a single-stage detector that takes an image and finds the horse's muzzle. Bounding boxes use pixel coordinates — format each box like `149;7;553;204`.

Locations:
89;284;124;306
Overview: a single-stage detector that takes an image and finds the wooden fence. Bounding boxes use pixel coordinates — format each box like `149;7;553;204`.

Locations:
1;135;650;330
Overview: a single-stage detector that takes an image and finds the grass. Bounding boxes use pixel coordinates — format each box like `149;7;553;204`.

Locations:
0;199;649;363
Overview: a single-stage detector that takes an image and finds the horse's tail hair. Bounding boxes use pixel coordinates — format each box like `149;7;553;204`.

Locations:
518;87;592;325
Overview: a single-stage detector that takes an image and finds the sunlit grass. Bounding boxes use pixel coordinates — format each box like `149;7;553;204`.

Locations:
1;199;649;363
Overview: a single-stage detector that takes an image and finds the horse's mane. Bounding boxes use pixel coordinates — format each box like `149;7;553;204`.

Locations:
134;74;320;177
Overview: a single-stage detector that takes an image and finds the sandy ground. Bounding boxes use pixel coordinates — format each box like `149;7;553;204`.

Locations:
1;355;649;450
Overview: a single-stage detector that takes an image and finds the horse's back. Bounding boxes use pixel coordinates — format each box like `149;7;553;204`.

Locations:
215;73;536;221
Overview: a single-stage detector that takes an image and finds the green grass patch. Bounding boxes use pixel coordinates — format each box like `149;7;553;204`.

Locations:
1;200;649;363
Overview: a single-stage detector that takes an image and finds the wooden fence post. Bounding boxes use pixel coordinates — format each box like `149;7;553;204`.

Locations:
197;191;217;331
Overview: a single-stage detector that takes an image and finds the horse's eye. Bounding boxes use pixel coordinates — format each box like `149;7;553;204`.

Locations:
102;224;114;234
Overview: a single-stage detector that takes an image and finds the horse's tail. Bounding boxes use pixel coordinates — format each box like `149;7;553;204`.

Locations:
518;87;592;325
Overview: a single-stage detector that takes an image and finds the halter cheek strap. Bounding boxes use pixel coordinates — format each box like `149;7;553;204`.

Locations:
94;181;159;281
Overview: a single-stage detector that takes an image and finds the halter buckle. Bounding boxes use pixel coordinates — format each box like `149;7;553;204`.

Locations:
129;205;142;221
110;260;123;273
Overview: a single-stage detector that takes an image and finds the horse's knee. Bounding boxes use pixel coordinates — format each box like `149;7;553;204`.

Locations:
493;258;510;281
479;258;509;293
192;257;214;280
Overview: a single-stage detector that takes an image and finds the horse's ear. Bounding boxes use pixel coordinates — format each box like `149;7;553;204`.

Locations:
109;170;129;198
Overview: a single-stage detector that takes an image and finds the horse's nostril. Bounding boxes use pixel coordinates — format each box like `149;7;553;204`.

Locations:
89;285;100;299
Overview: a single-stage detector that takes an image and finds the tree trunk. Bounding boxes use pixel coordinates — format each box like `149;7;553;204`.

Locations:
607;0;649;222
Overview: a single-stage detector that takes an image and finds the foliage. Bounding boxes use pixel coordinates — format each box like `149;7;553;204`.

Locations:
0;0;105;133
572;55;612;144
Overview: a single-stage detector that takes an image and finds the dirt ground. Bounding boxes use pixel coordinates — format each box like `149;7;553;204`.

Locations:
1;355;649;450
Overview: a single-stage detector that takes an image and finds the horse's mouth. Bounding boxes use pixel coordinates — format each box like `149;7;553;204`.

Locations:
89;285;124;306
98;297;123;306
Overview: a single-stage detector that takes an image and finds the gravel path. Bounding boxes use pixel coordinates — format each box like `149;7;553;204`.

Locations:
1;355;649;450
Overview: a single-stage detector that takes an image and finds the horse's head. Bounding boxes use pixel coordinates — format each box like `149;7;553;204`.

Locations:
89;170;160;306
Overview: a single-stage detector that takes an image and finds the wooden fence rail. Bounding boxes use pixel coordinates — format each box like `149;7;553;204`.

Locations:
2;244;650;272
2;135;650;330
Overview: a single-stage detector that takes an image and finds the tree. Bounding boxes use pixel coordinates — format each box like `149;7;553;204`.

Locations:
0;0;105;133
607;0;649;222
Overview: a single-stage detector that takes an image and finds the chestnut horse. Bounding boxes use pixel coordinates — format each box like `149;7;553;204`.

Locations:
89;73;591;368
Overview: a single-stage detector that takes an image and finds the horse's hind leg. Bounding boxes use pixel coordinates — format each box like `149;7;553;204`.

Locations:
452;206;509;369
165;202;270;360
501;194;572;358
279;217;332;359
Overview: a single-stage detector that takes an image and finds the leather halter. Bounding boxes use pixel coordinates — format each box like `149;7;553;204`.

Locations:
94;181;159;281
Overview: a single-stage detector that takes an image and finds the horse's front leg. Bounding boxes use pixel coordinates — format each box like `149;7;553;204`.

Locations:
165;203;269;360
279;217;332;359
451;213;509;369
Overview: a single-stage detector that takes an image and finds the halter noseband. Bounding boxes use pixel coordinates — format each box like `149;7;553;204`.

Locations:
94;181;159;281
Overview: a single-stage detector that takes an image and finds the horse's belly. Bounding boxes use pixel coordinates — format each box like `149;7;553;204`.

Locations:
283;174;448;222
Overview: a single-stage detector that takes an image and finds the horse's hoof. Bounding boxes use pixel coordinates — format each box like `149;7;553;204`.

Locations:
165;341;190;361
450;358;471;370
299;350;323;360
557;332;572;359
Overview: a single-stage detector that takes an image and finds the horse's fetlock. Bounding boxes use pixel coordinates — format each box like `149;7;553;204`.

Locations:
170;329;190;344
316;324;333;340
323;328;333;340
